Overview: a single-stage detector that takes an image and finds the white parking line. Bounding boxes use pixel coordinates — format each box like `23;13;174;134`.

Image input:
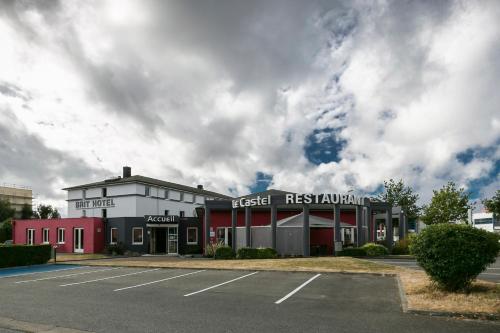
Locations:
0;266;87;279
275;274;321;304
60;268;160;287
480;272;500;276
15;267;122;284
114;270;206;291
184;271;259;297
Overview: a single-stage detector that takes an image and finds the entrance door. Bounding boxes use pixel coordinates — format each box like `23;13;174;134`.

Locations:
167;227;178;254
74;228;84;253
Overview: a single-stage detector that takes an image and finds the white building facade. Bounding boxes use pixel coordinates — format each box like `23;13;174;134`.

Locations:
472;212;499;233
64;167;230;218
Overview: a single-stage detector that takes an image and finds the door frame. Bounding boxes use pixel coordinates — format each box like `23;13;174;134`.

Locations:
74;228;84;253
166;226;178;254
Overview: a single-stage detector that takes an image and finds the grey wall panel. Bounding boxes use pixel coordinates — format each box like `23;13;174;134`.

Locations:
277;227;303;256
251;227;272;248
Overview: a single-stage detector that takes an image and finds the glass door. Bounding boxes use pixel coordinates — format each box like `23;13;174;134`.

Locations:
74;228;84;253
167;227;178;254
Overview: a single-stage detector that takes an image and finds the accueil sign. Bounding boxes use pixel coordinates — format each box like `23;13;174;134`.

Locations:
232;193;365;208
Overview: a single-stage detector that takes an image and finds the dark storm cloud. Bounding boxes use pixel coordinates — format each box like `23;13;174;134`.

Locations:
0;110;109;199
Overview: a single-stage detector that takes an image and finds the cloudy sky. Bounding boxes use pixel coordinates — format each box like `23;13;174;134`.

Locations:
0;0;499;215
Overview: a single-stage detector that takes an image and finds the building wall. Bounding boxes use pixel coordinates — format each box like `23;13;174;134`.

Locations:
0;186;33;218
67;183;211;218
473;212;497;232
12;218;104;253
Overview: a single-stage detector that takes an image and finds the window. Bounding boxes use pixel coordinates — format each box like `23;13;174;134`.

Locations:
179;211;185;218
57;228;65;244
187;227;198;245
179;192;184;201
102;188;107;197
82;210;86;217
26;229;35;245
164;189;168;199
42;228;49;244
132;228;143;245
474;218;493;225
110;228;118;244
145;186;151;197
102;209;107;218
216;228;225;244
164;210;169;216
82;189;86;199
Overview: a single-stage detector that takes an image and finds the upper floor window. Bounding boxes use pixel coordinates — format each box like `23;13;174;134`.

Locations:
82;189;86;199
145;186;151;197
164;189;168;199
179;192;184;201
102;188;107;197
102;209;107;218
179;211;185;218
164;210;169;216
82;210;86;217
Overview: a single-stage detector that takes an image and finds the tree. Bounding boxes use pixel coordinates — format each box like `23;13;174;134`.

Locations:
482;190;500;219
0;199;16;223
421;182;473;225
35;204;60;219
377;179;421;219
20;203;34;219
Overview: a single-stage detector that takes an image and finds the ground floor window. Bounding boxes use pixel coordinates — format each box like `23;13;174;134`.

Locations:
57;228;65;244
187;227;198;244
216;227;233;247
42;228;49;244
26;229;35;245
132;227;143;245
110;228;118;244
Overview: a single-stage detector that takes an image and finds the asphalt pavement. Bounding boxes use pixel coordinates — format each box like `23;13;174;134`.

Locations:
0;265;498;332
368;257;500;283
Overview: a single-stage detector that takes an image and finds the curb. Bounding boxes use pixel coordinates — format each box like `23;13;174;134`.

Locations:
395;275;408;312
406;309;500;322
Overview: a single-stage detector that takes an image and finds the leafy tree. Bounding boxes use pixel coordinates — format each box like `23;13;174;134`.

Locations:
0;220;12;242
20;203;34;219
35;204;60;219
378;179;421;219
421;182;473;225
0;199;15;223
482;190;500;219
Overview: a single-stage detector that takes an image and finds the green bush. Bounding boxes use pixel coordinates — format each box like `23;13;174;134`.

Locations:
0;245;52;268
237;247;278;259
183;244;202;255
215;246;235;259
361;243;389;256
105;242;125;256
410;224;500;291
337;247;367;257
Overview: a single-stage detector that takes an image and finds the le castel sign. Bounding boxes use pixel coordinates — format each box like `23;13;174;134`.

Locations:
75;199;115;210
144;215;180;224
232;193;367;208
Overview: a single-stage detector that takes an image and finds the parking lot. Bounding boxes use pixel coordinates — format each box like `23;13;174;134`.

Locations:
0;265;498;333
368;257;500;283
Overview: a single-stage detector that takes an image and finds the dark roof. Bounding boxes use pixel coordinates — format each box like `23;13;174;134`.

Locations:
62;175;232;199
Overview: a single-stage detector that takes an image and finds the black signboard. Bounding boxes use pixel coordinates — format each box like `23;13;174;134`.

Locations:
144;215;180;224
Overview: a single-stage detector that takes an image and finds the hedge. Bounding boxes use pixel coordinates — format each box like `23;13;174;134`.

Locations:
410;224;500;291
360;243;389;256
336;248;367;257
0;245;52;268
237;247;278;259
215;246;235;259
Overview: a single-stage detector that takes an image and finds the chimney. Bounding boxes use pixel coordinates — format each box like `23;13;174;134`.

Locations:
123;166;131;178
197;184;203;190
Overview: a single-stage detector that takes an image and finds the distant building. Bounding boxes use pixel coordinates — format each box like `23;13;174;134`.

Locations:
472;212;499;233
0;185;32;218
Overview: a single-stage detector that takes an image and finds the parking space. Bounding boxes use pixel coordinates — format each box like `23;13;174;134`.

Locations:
368;257;500;283
0;266;498;333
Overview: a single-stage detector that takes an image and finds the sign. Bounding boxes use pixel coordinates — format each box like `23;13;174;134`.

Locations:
75;199;115;210
144;215;180;224
232;195;271;208
285;193;365;206
231;193;367;208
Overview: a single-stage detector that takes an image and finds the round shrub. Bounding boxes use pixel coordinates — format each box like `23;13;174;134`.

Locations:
215;246;235;259
237;247;259;259
257;247;278;259
410;224;500;291
360;243;389;256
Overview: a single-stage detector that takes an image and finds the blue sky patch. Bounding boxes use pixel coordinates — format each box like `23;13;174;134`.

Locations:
304;127;346;165
249;172;273;193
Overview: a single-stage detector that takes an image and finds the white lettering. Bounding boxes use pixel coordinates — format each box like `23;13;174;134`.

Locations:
285;194;294;204
304;194;312;204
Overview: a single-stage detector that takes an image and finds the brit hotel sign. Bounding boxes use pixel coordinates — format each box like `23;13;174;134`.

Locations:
75;199;116;209
232;193;367;208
